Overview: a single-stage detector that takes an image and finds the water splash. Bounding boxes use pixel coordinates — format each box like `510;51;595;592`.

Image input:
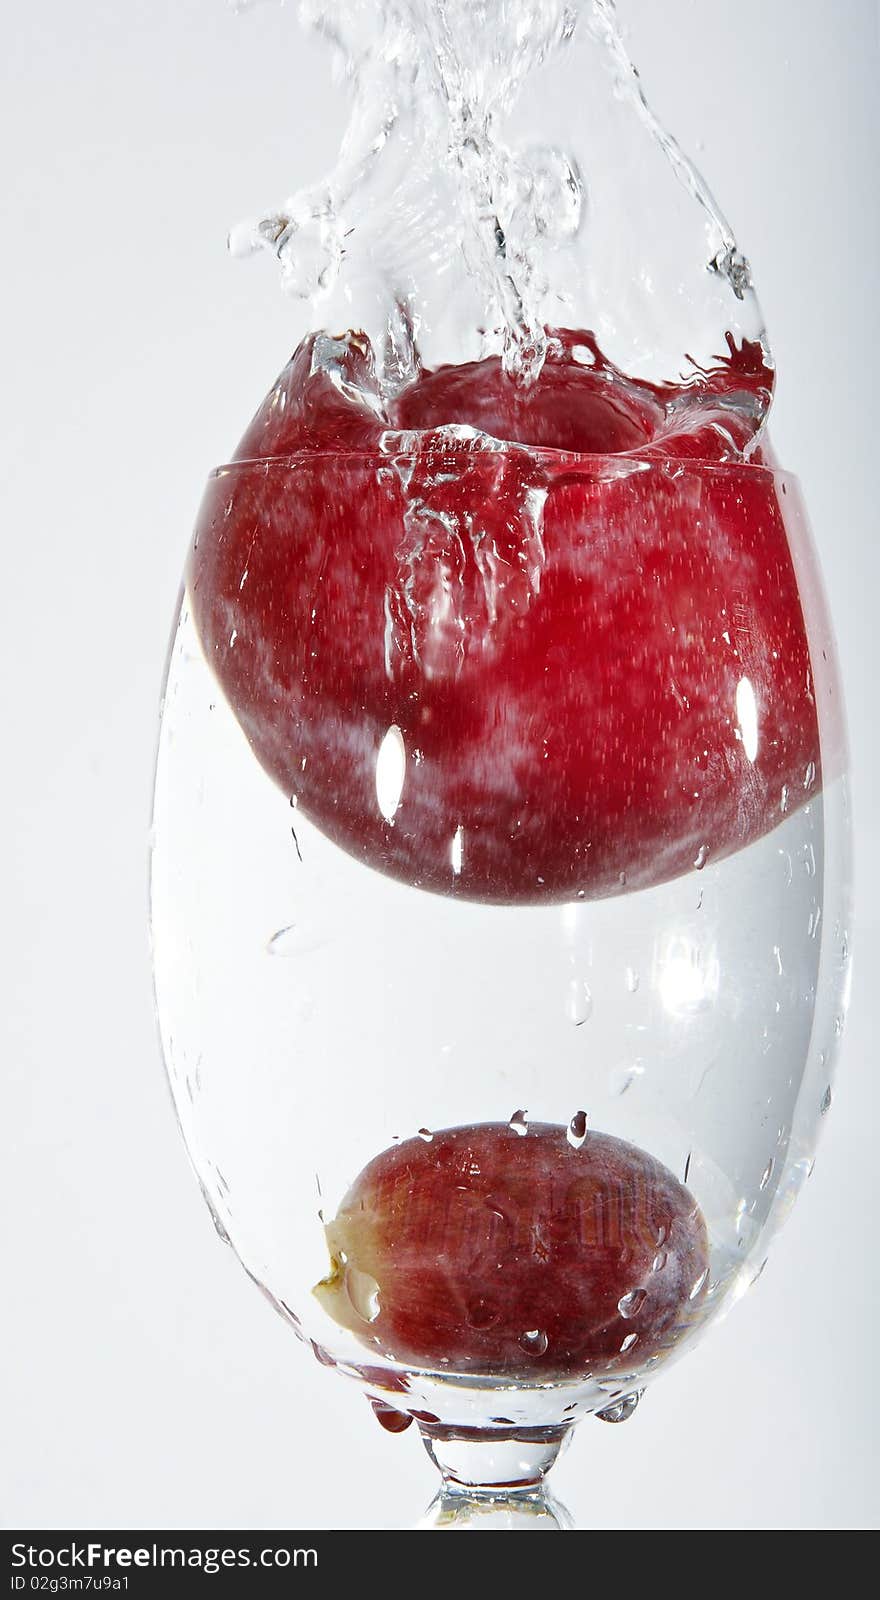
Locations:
229;0;771;410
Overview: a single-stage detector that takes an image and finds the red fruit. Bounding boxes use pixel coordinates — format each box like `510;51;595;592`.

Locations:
189;327;819;903
313;1123;709;1379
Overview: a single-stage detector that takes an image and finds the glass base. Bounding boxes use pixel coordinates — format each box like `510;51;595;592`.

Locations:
419;1482;574;1530
415;1422;573;1527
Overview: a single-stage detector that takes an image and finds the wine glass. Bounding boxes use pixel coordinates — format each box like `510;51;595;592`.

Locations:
150;440;850;1528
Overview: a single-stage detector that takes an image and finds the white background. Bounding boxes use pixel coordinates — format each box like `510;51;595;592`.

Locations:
1;0;877;1531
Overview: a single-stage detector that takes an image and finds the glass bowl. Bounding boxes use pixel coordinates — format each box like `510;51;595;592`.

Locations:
151;447;850;1513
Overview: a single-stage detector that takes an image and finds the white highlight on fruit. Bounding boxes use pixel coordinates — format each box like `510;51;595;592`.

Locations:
735;675;759;763
451;823;464;876
376;724;406;822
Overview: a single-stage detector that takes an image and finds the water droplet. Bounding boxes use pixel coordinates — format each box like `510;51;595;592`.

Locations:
596;1390;643;1424
759;1158;774;1192
509;1108;528;1136
417;1127;433;1142
652;1250;667;1273
804;760;816;789
619;1332;639;1354
370;1398;413;1434
566;978;593;1026
618;1289;647;1319
467;1298;499;1330
609;1061;645;1097
820;1084;832;1116
625;967;640;993
689;1267;709;1301
780;784;789;814
519;1328;548;1356
567;1109;588;1149
345;1267;381;1323
618;869;627;888
693;845;709;870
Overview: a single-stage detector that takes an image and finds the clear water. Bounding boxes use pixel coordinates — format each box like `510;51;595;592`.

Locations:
151;594;850;1424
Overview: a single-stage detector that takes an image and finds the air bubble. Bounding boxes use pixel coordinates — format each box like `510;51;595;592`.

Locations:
566;979;593;1025
618;1289;646;1319
694;845;709;870
266;923;327;957
820;1085;832;1116
610;1061;645;1097
760;1158;774;1191
467;1298;498;1330
519;1328;549;1356
625;967;640;994
689;1267;709;1301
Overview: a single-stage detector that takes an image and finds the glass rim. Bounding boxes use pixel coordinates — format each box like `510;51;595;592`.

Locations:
208;449;798;484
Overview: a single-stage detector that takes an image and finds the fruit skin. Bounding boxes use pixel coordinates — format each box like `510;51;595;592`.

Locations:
313;1123;709;1380
188;328;819;904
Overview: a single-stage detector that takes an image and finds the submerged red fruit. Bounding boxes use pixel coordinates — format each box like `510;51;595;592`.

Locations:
189;327;819;903
313;1123;709;1380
